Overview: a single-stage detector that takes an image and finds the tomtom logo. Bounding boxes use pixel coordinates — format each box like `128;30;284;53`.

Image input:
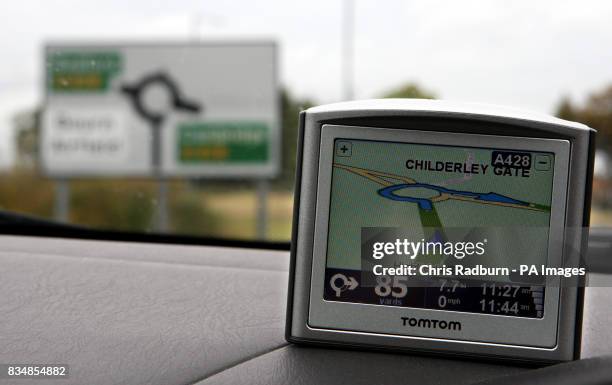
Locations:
401;317;462;331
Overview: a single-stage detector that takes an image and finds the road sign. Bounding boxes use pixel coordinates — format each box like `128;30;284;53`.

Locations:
42;42;279;178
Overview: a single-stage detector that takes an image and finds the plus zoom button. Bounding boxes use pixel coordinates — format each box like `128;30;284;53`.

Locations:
336;141;352;157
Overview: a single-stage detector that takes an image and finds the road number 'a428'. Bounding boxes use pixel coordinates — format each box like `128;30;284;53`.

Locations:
491;151;531;169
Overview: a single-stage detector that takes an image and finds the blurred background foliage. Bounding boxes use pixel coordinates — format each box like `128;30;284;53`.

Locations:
556;84;612;217
556;85;612;149
380;83;436;99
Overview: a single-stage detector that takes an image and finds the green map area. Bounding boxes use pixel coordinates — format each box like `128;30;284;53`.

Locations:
326;139;555;271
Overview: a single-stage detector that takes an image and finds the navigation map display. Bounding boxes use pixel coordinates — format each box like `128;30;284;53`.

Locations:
324;138;556;318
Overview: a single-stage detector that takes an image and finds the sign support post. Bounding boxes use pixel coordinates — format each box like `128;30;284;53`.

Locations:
152;122;169;232
53;179;70;223
156;179;169;232
256;179;269;240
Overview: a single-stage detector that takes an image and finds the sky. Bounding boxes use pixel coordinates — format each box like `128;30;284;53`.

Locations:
0;0;611;168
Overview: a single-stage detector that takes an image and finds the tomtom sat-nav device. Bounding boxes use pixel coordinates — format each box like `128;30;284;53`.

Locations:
286;99;595;363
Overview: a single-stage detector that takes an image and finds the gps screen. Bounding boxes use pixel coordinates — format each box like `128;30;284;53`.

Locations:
324;138;555;318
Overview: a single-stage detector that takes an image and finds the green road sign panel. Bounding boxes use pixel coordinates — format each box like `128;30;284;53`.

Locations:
178;122;269;164
47;51;122;92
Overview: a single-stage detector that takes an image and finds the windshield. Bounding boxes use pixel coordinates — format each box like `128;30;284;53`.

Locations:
1;0;611;243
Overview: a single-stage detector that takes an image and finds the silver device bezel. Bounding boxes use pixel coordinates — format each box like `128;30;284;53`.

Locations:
309;124;569;348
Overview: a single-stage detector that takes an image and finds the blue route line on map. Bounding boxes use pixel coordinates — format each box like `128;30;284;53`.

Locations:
376;183;529;211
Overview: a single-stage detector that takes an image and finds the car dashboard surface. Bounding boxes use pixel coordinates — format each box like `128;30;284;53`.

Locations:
1;234;611;385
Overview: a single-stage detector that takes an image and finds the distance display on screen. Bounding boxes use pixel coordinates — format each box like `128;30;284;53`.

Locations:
324;138;556;318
